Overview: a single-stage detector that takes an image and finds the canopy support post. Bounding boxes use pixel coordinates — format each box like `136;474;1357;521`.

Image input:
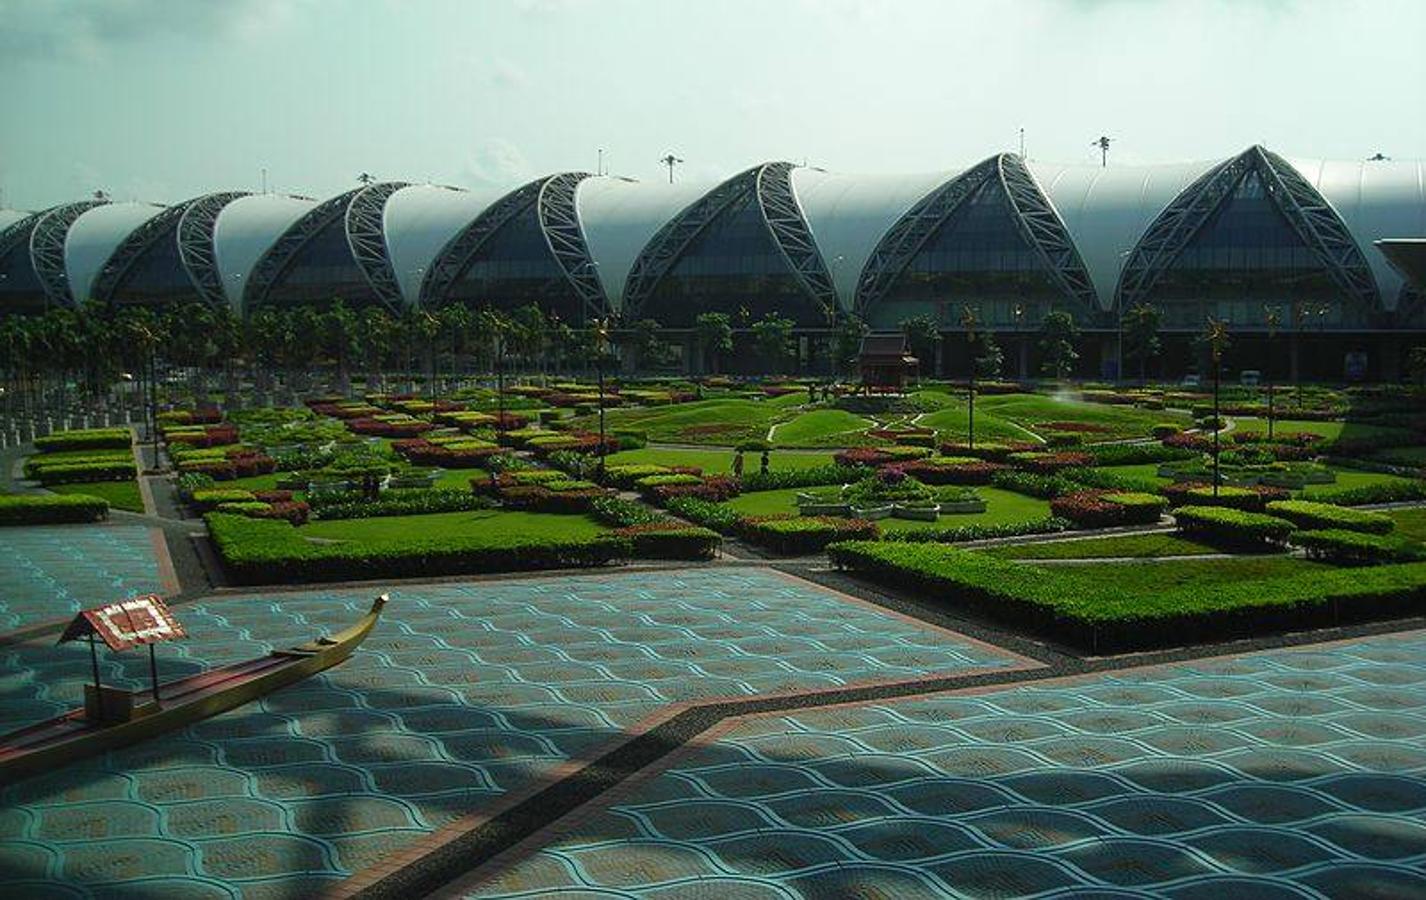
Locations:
89;634;101;695
148;644;160;704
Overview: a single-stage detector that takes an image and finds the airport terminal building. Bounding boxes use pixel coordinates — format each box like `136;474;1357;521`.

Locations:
1;145;1423;379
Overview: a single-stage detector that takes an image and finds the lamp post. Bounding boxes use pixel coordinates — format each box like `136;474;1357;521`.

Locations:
593;317;612;479
1012;303;1025;380
1264;305;1280;441
962;305;979;451
1205;317;1230;498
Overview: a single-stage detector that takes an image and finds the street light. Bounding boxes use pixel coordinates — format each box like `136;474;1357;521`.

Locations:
1205;317;1230;497
962;305;979;451
1264;304;1281;440
593;317;613;479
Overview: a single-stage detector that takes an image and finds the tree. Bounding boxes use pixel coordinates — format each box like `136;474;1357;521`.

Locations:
1406;345;1426;387
695;312;733;374
900;314;941;371
356;306;394;391
974;329;1004;380
751;313;794;373
835;314;868;378
245;307;286;395
629;318;672;372
1039;310;1080;380
1121;302;1162;384
322;299;358;396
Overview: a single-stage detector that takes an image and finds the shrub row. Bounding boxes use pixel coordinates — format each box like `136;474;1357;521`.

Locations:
880;516;1071;544
206;513;628;583
1265;500;1395;535
0;493;109;525
1173;506;1296;548
1086;443;1198;466
1306;480;1426;507
739;465;848;491
33;428;132;452
612;524;721;560
826;540;1426;651
665;497;744;533
1051;490;1167;528
311;489;496;520
1294;529;1426;566
735;516;878;555
32;460;138;485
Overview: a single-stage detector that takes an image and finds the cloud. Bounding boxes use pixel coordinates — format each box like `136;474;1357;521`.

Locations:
459;138;535;188
0;0;305;62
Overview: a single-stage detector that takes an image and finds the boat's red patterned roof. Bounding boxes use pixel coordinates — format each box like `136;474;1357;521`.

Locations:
58;595;186;652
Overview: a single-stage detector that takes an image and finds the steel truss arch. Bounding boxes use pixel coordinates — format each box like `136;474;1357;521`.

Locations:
177;191;250;307
0;211;44;265
997;154;1099;312
537;172;606;320
31;200;108;307
620;165;764;321
1116;146;1380;312
853;157;999;317
244;187;362;311
345;181;410;312
756;162;839;319
89;201;186;305
418;178;545;307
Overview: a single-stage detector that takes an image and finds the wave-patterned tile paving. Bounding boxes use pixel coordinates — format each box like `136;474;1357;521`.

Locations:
463;632;1426;899
0;524;169;633
0;567;1020;897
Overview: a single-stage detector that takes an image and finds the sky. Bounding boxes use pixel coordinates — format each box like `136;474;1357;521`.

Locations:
0;0;1422;209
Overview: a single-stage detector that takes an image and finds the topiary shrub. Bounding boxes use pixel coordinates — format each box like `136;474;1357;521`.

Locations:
0;493;109;525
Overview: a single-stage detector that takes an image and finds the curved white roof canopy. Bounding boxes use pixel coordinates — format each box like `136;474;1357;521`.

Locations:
213;194;316;311
64;202;167;306
576;175;719;313
792;167;963;312
383;184;508;306
1027;158;1222;311
1287;156;1426;310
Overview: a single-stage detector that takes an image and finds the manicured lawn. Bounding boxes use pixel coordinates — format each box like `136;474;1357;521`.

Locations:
223;473;282;492
977;393;1190;442
915;403;1029;443
1388;508;1426;543
577;399;780;445
1229;417;1413;445
771;409;878;448
301;509;607;545
985;532;1221;560
50;480;145;514
1301;467;1417;497
1065;555;1326;587
434;469;487;491
724;486;1050;531
604;447;836;474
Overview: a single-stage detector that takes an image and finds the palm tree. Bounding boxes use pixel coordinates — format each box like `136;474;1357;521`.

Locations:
356;306;394;393
438;303;473;390
322;299;358;396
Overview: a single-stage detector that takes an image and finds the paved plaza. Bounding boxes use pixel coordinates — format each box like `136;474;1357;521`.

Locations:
0;524;174;634
455;632;1426;898
0;568;1025;897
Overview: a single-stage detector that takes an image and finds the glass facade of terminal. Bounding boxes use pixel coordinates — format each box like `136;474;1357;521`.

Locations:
444;204;585;323
259;216;379;310
640;192;823;328
108;234;197;307
1144;170;1355;328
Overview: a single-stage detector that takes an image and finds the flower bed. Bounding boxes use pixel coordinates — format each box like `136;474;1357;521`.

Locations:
938;440;1038;461
1006;451;1094;474
311;489;495;520
1050;490;1167;528
30;460;138;485
892;457;1007;485
833;446;931;468
646;475;741;505
392;437;501;467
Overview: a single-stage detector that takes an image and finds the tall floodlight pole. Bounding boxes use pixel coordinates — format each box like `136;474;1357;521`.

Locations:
659;154;684;184
1264;305;1281;441
962;305;978;451
1093;136;1112;167
1206;317;1230;498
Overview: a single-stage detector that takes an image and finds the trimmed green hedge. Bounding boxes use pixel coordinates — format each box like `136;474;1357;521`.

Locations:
740;465;849;492
1174;506;1296;548
32;460;138;485
1266;500;1395;535
666;497;744;533
1294;529;1426;566
206;513;628;583
616;525;722;560
0;493;109;525
311;490;496;520
1305;480;1426;507
33;428;132;452
883;516;1071;544
827;540;1426;651
736;516;877;555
